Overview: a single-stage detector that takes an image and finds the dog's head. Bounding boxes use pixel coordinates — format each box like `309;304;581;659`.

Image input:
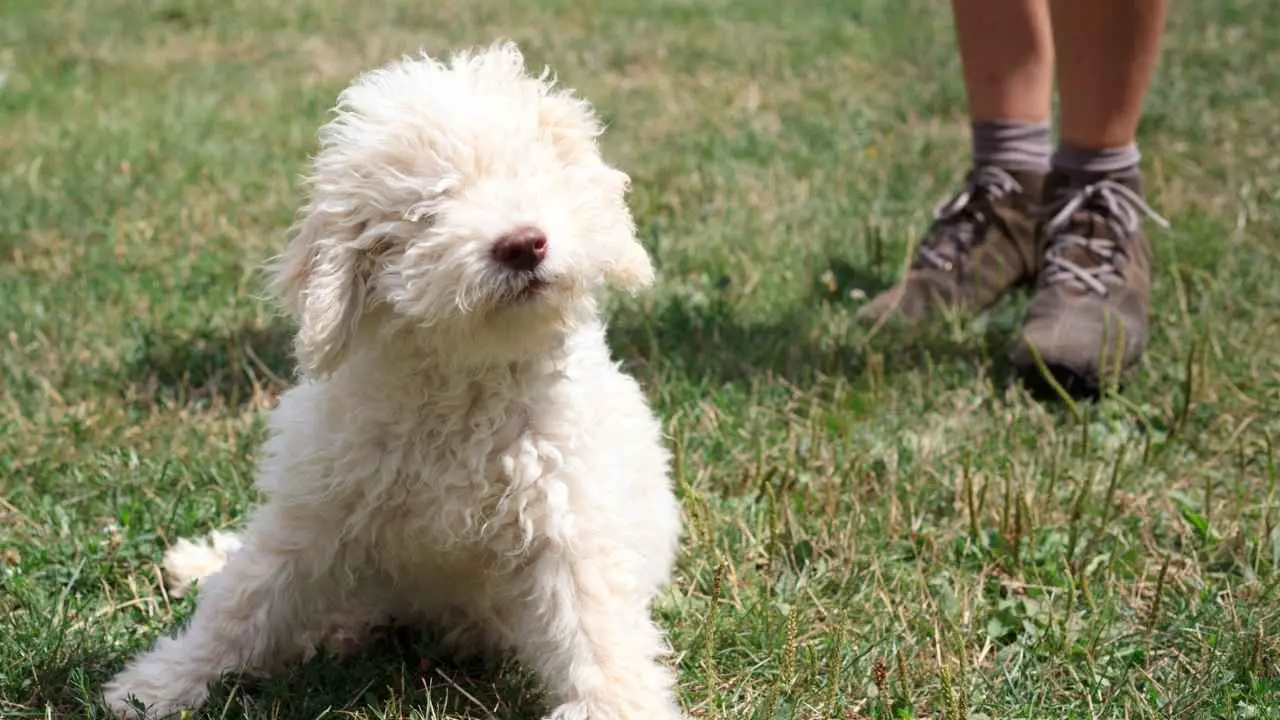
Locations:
271;42;654;375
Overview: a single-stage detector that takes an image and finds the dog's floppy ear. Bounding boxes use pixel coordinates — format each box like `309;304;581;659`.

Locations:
603;227;657;293
269;206;373;377
597;168;657;293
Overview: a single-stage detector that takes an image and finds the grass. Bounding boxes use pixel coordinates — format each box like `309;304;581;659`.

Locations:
2;0;1280;717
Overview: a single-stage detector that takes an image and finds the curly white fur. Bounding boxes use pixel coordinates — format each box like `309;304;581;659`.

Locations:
162;531;242;598
103;42;684;720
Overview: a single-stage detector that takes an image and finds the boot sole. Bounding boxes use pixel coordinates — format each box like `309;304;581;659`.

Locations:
1015;362;1117;402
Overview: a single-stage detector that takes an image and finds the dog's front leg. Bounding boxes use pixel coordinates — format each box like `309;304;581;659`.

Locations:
509;549;685;720
103;516;336;718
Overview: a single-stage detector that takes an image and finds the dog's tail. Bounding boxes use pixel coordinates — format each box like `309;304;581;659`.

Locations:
162;530;243;597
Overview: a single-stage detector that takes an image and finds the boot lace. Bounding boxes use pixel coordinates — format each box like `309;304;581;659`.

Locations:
916;166;1022;272
1040;180;1169;296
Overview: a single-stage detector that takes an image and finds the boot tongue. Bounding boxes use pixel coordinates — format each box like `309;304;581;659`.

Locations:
1007;169;1045;201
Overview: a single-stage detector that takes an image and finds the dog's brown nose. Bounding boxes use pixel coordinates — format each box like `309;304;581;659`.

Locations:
492;227;548;272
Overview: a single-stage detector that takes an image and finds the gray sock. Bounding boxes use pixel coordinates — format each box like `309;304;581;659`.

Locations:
1051;142;1142;175
971;121;1052;173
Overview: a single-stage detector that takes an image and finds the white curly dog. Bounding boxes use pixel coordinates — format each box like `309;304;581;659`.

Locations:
103;42;684;720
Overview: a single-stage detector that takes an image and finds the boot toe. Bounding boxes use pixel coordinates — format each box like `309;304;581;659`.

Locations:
1011;293;1147;397
855;273;961;327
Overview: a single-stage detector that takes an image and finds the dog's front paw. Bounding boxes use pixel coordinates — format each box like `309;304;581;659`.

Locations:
102;686;154;719
102;667;211;719
543;697;685;720
542;700;595;720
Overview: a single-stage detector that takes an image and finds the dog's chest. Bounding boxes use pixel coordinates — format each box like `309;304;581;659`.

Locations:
362;388;581;563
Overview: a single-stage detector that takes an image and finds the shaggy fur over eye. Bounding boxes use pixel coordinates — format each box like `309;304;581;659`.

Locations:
103;41;684;720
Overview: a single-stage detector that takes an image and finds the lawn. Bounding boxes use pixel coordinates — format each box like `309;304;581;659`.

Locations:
2;0;1279;718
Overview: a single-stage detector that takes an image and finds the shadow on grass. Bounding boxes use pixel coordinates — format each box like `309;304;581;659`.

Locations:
32;627;545;720
124;320;296;412
213;626;546;719
608;258;1022;390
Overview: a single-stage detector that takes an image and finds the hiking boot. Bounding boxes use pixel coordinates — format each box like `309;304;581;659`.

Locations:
856;166;1042;325
1011;168;1168;395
